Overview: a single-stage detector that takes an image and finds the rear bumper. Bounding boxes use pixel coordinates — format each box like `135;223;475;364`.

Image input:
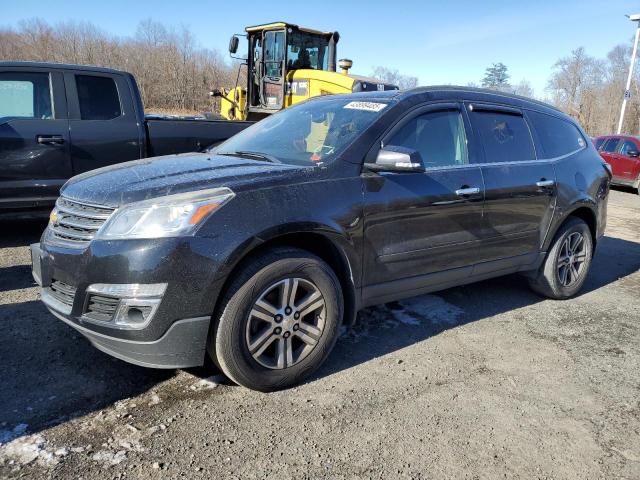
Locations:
45;301;209;369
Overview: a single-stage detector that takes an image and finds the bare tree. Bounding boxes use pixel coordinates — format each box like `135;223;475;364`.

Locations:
0;18;237;114
370;66;419;90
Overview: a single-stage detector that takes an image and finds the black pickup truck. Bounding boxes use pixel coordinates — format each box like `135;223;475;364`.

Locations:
0;61;252;218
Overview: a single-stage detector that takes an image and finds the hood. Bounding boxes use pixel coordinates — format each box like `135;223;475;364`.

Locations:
60;152;307;207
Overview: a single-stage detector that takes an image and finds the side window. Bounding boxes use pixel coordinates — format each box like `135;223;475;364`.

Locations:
594;137;606;150
618;140;638;156
75;75;121;120
386;110;468;168
527;110;586;158
601;138;620;153
0;72;53;120
469;109;535;163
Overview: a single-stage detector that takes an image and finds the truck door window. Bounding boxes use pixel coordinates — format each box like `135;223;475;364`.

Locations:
75;75;122;120
264;30;285;78
0;72;53;121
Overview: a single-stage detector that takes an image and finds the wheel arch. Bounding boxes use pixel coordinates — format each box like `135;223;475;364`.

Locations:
213;225;360;328
546;204;598;251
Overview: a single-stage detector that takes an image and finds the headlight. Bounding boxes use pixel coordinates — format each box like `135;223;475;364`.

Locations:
95;187;234;240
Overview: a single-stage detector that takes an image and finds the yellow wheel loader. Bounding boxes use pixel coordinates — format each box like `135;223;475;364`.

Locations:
212;22;398;121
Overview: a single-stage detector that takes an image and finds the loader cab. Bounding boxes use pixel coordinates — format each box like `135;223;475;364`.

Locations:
241;23;337;118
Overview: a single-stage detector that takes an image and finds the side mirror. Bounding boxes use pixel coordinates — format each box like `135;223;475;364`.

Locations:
365;146;425;173
627;149;639;157
228;35;240;54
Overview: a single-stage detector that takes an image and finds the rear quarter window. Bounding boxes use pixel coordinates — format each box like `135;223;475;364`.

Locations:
527;110;586;158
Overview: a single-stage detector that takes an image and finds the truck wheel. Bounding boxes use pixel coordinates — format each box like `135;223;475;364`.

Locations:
212;247;343;391
528;217;593;299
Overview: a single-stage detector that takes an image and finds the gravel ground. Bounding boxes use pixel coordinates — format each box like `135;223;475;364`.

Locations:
0;189;639;479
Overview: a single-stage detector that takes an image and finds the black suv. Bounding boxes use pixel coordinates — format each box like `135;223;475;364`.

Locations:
31;87;610;391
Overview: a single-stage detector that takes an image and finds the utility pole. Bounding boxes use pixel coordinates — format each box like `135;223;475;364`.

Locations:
617;14;640;134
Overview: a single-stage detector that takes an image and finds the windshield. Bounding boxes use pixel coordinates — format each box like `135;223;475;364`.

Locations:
213;98;389;166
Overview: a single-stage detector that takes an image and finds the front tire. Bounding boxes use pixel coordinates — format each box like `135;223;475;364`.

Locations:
528;217;593;299
212;247;343;391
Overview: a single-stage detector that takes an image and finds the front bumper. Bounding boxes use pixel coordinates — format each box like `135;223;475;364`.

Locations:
47;305;210;368
31;236;225;368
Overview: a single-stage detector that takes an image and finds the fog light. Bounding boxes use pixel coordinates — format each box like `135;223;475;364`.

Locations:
83;283;167;329
113;298;162;328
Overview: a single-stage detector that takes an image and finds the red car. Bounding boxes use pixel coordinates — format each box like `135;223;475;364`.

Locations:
594;135;640;194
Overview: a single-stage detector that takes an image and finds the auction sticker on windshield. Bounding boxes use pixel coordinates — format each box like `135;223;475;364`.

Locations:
343;101;388;112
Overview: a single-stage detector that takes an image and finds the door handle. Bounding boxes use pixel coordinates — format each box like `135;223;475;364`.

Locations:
536;179;555;187
455;187;480;196
36;135;65;145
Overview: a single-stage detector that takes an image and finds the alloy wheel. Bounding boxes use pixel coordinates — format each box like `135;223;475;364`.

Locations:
556;232;587;287
245;278;326;369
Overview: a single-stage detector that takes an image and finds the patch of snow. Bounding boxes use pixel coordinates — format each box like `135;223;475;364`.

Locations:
189;374;225;391
341;294;464;342
91;449;127;465
0;431;56;467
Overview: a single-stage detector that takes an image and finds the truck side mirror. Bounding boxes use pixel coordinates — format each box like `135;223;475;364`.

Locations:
364;146;426;173
229;35;240;54
627;149;639;157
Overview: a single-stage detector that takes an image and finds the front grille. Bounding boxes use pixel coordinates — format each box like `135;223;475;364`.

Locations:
50;197;115;246
84;294;119;322
49;280;76;307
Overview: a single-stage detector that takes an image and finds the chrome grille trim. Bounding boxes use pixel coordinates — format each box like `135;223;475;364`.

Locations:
50;197;115;246
48;279;77;307
84;294;120;323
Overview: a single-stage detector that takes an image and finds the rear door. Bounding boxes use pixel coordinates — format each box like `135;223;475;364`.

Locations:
466;104;556;265
598;137;622;178
362;103;485;301
615;138;640;183
0;67;71;212
64;71;141;173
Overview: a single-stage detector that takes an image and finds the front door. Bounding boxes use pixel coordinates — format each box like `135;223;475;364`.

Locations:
0;69;71;212
362;104;485;302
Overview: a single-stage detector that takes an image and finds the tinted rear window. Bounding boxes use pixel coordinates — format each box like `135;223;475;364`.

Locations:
469;110;535;163
527;110;586;158
601;138;620;153
75;75;121;120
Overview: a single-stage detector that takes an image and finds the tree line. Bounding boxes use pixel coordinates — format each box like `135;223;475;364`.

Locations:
2;18;639;135
0;18;237;114
478;43;640;137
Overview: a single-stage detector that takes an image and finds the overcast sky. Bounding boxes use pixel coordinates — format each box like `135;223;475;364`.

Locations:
4;0;640;97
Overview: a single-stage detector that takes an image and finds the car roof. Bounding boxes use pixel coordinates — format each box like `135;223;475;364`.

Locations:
325;85;570;120
0;61;128;75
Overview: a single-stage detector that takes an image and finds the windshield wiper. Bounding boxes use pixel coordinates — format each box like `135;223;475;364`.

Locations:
217;151;281;164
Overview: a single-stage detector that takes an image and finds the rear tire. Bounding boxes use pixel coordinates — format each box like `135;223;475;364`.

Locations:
528;217;593;299
212;247;343;392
